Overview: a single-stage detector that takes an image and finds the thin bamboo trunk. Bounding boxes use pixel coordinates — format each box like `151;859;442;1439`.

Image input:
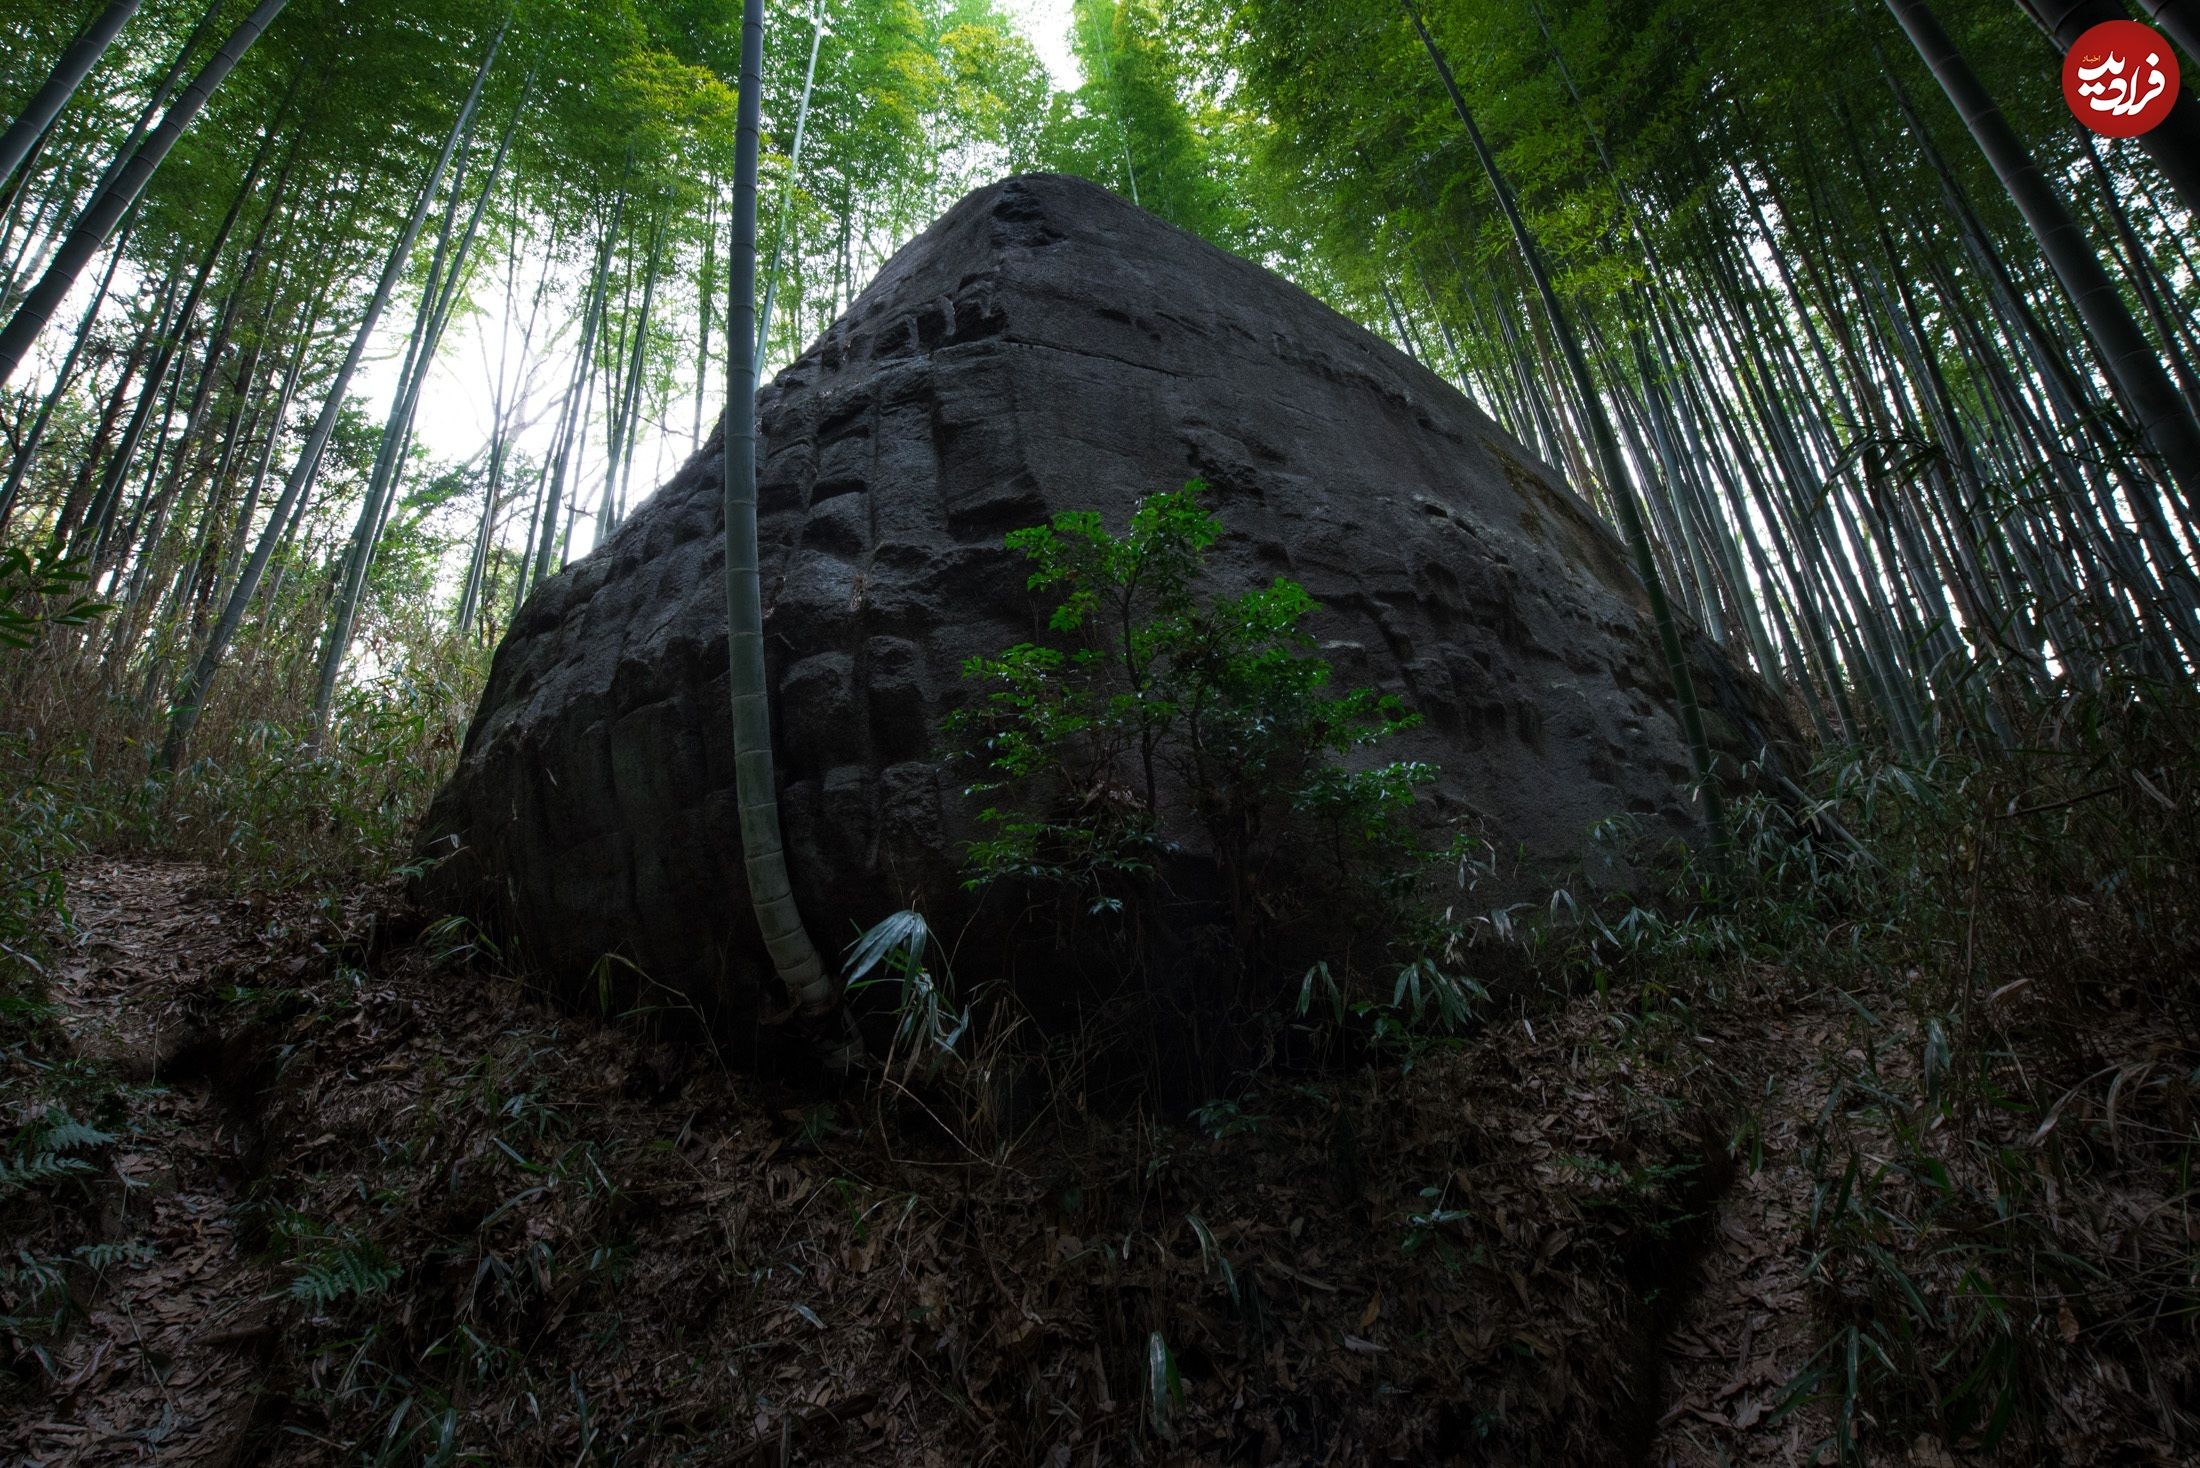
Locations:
0;0;144;190
0;0;291;387
536;187;623;586
1885;0;2200;517
2019;0;2200;214
206;295;316;636
47;281;163;551
0;202;138;533
612;219;661;527
1404;0;1727;841
76;253;196;564
727;0;830;1013
160;21;478;769
694;187;714;452
310;32;514;738
460;197;551;635
756;5;827;377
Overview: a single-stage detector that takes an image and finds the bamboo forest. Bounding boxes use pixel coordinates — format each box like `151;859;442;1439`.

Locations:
5;0;2200;1461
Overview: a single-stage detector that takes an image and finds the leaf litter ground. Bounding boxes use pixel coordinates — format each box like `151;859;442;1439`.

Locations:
3;856;2189;1465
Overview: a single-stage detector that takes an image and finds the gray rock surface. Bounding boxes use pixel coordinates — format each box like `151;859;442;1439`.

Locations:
416;173;1785;1026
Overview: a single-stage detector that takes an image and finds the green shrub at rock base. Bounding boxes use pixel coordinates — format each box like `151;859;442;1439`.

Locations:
949;482;1433;975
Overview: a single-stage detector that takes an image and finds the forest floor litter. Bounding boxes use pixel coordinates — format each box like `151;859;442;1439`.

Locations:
2;853;2189;1465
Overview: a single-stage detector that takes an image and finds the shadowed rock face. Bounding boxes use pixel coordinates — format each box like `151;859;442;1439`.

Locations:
417;173;1783;1026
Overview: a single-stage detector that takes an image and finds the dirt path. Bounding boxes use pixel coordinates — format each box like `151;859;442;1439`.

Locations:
1646;1003;1844;1468
5;859;276;1468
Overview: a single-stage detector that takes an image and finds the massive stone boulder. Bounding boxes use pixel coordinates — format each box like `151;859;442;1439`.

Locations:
417;173;1783;1027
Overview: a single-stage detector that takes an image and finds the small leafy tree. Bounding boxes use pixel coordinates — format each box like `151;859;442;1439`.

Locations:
951;482;1432;967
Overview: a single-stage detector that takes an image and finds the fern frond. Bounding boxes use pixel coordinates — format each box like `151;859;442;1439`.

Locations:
36;1116;118;1153
0;1153;93;1198
289;1243;399;1306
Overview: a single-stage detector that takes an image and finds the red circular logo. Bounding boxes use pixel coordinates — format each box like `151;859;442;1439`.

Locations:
2063;20;2180;137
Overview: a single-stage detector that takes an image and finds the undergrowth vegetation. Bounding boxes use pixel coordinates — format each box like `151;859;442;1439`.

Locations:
2;556;484;896
877;644;2200;1460
1771;688;2200;1460
1545;675;2200;1460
